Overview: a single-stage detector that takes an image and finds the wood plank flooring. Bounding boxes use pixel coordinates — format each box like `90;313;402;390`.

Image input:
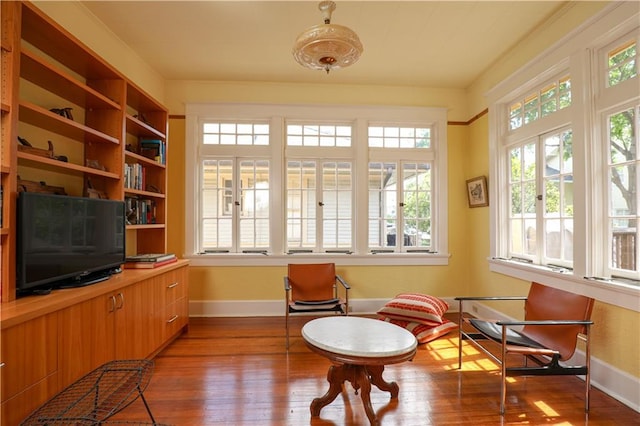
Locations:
109;315;639;425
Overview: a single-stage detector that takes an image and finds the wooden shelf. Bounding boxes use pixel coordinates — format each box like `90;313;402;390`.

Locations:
19;101;119;145
126;224;165;230
21;2;121;82
125;150;166;169
124;188;166;199
17;151;120;180
126;114;165;140
0;228;8;236
21;49;121;111
1;103;9;114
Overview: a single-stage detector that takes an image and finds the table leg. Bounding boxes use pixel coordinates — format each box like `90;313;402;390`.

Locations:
311;363;394;425
367;365;399;399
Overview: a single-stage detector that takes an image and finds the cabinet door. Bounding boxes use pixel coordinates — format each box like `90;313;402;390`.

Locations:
1;313;58;426
57;294;115;387
114;279;156;359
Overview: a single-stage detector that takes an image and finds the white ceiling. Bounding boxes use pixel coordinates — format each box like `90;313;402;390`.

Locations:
80;1;567;89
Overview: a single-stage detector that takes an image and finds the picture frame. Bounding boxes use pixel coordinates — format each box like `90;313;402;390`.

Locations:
466;175;488;208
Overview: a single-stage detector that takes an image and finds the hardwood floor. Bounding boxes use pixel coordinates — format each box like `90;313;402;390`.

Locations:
110;315;639;425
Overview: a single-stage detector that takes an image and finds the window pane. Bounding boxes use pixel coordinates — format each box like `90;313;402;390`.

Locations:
202;121;270;146
287;161;317;249
542;129;573;263
368;163;397;247
608;108;638;273
201;159;233;249
402;163;432;248
507;76;572;132
608;40;637;87
368;125;431;149
287;123;352;147
238;160;270;249
322;162;352;249
508;141;539;260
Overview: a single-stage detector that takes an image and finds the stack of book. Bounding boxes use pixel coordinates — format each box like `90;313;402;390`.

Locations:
124;253;177;269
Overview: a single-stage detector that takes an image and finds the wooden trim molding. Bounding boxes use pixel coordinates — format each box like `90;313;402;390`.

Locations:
448;108;488;126
171;109;489;126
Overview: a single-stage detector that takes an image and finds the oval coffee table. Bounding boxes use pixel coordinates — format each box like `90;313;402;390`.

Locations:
302;316;417;425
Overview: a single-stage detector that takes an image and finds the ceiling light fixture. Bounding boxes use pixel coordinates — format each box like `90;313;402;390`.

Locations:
292;1;363;74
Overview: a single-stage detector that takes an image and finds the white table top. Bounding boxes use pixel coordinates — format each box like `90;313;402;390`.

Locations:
302;316;417;358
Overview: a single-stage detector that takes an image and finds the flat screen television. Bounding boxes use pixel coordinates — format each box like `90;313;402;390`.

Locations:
16;192;126;296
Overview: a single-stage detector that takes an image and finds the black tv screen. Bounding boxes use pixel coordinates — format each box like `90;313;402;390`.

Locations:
17;192;125;296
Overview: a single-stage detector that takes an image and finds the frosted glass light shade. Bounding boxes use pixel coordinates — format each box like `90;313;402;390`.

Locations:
292;2;363;73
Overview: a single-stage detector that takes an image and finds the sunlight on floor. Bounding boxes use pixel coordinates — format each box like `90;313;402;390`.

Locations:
533;400;560;417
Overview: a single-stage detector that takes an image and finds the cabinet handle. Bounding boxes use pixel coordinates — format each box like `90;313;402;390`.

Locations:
167;315;179;323
167;282;179;289
109;295;117;312
0;362;5;368
116;292;125;309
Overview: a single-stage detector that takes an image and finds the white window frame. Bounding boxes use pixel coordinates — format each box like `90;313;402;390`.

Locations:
185;103;448;266
488;2;640;312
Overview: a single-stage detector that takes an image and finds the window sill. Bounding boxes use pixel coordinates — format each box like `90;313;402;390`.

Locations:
488;258;640;312
185;252;451;267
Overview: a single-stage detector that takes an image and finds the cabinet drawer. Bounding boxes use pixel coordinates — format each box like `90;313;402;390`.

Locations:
1;313;57;402
159;267;188;307
163;297;188;341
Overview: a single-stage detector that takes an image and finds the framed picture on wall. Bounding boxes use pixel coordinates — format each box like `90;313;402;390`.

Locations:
466;175;488;208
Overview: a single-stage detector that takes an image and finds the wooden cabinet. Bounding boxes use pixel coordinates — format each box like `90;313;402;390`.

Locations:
1;261;189;425
0;1;169;303
0;4;183;423
0;313;58;426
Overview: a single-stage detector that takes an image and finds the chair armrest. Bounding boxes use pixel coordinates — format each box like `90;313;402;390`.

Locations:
284;276;291;291
496;319;593;326
336;275;350;290
455;296;527;301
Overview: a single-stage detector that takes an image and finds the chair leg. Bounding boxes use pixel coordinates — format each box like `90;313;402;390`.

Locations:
285;310;290;350
585;328;591;412
500;325;507;415
457;299;463;369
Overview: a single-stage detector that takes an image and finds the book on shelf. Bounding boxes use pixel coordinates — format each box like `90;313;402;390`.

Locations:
124;257;178;269
139;138;166;165
125;253;176;263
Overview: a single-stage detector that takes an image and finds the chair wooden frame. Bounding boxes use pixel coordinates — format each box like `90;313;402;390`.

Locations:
455;282;594;414
284;263;350;350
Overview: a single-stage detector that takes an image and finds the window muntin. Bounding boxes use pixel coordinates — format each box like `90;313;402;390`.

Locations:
368;161;432;251
507;128;573;265
509;77;571;131
201;158;270;252
607;107;639;276
287;124;352;147
368;126;431;148
286;160;353;252
203;122;269;145
607;40;637;87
